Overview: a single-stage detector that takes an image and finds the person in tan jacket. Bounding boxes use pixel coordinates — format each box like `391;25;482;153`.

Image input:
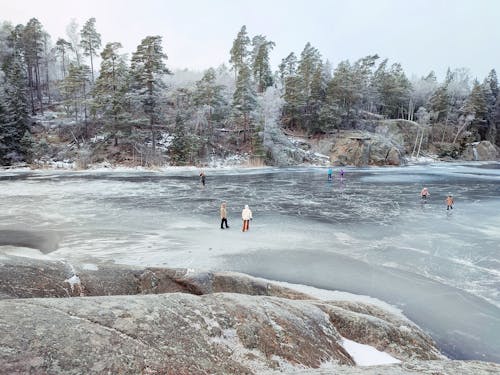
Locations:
220;202;229;229
445;194;454;210
241;205;252;232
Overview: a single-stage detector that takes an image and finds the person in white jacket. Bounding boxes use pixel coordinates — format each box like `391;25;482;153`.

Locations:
241;205;253;232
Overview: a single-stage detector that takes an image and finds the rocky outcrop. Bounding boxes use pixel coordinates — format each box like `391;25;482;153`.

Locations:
1;256;498;374
0;257;310;300
462;141;498;161
328;133;403;166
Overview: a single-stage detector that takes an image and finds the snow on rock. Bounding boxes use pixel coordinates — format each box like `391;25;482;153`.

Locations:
341;337;401;366
64;274;81;292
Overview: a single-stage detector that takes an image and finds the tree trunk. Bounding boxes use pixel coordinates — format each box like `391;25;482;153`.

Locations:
89;48;95;84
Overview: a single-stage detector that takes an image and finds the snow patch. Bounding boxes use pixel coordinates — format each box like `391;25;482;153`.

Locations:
64;274;81;292
81;263;99;271
341;337;401;366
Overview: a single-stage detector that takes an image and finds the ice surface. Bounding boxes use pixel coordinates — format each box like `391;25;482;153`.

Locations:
0;163;499;362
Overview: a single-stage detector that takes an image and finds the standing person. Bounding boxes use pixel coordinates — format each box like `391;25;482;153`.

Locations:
445;194;454;210
199;171;206;186
339;168;345;180
241;204;253;232
420;187;430;200
220;202;229;229
327;167;333;181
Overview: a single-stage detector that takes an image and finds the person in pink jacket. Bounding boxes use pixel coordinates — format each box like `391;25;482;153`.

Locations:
241;205;253;232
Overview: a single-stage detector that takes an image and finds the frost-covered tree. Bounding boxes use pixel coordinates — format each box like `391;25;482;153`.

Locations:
193;68;227;123
410;71;438;120
66;19;82;66
129;35;171;154
80;18;101;83
0;40;31;164
93;42;129;145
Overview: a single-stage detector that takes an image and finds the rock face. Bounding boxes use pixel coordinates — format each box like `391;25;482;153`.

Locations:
462;141;498;161
327;119;428;166
0;256;497;374
328;133;403;166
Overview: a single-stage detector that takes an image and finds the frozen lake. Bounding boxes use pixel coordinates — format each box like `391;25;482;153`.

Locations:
1;163;499;362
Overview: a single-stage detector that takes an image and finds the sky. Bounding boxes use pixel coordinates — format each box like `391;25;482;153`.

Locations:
1;0;499;80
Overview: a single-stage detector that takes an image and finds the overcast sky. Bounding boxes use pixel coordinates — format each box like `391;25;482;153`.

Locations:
2;0;499;80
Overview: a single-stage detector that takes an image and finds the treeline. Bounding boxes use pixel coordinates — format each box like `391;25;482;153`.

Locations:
0;20;499;166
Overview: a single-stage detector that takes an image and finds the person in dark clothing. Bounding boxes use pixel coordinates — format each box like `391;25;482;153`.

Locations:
220;202;229;229
199;171;206;186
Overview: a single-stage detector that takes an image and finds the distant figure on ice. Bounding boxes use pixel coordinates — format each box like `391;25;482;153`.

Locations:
241;204;253;232
220;202;229;229
339;168;345;180
199;171;206;186
420;187;430;200
327;167;333;181
445;194;454;210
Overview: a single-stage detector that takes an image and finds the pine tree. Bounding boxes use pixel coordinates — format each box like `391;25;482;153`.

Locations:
371;60;411;118
192;67;227;143
229;26;250;80
22;19;45;114
455;80;488;142
60;63;91;129
251;36;275;93
93;42;129;145
80;18;101;83
130;35;171;155
279;52;302;129
483;71;498;143
232;63;256;143
55;38;72;79
485;69;498;100
297;42;321;98
278;52;297;85
429;84;449;123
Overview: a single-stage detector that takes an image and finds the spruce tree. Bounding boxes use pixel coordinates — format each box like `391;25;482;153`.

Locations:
169;113;191;165
0;45;31;164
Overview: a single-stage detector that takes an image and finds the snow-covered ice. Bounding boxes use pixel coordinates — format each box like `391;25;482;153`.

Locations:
0;162;499;363
341;337;401;366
